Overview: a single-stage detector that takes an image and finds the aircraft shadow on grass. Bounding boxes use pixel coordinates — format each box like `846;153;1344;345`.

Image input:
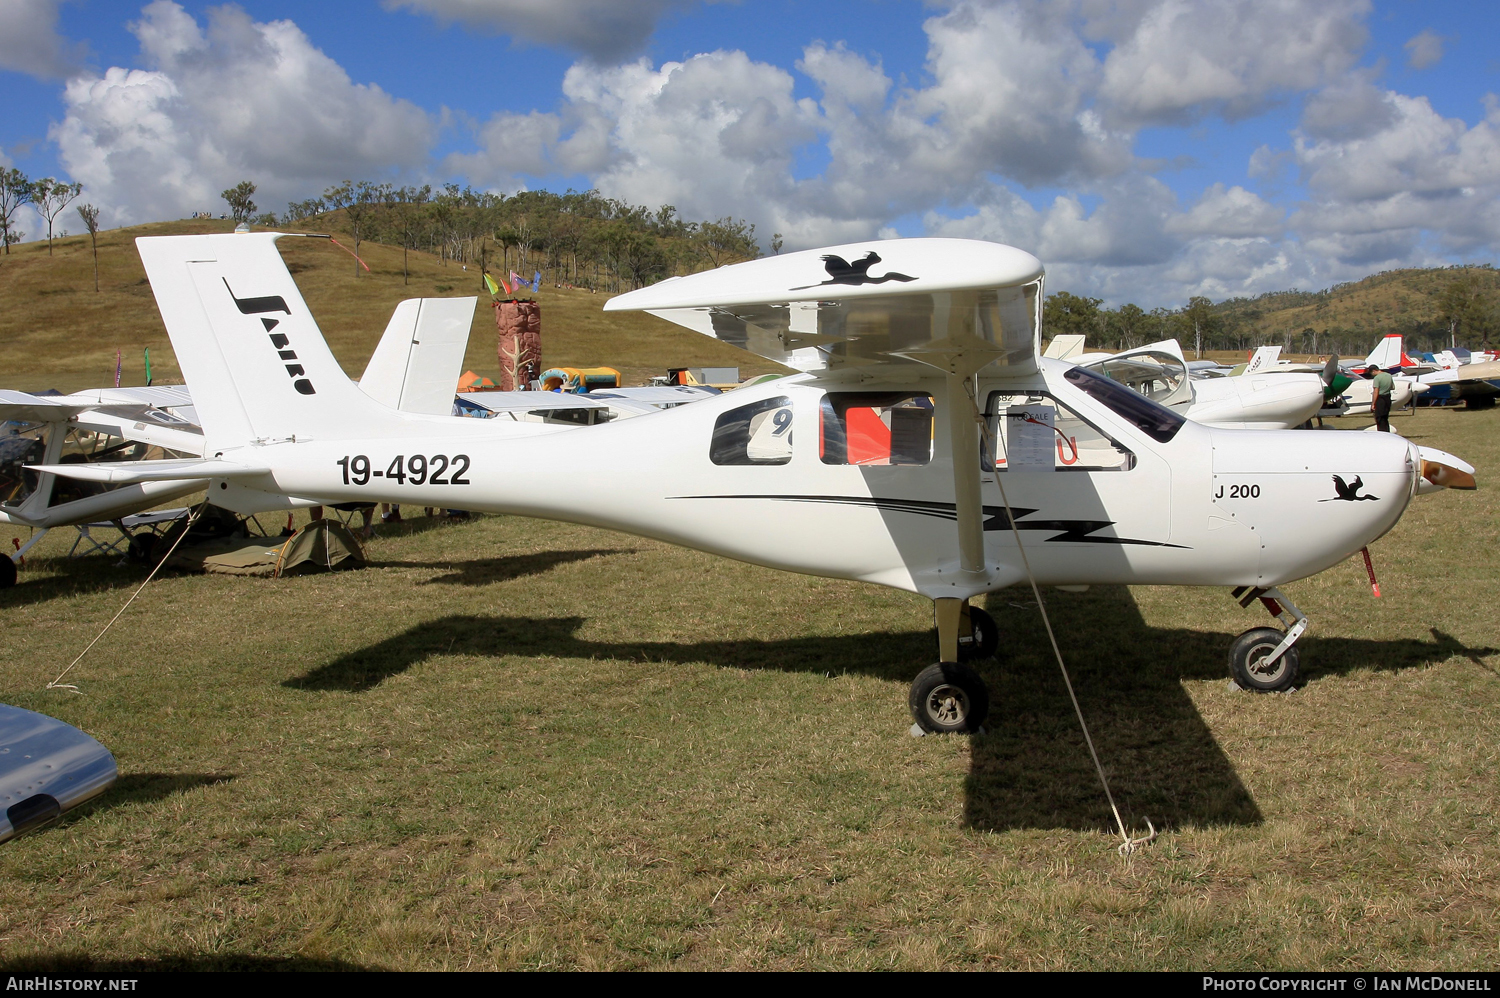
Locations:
371;548;626;587
284;584;1494;834
0;561;148;610
45;773;235;837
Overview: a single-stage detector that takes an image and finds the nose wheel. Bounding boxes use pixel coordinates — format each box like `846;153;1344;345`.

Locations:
1228;586;1308;692
911;598;994;733
909;662;990;733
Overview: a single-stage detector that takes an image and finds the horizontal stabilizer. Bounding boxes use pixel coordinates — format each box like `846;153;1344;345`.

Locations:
27;458;269;485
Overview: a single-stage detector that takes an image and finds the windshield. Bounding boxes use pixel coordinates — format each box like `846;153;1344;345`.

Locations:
1064;365;1186;443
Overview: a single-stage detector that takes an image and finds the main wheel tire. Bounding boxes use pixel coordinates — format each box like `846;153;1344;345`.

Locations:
909;662;990;733
0;556;14;588
1228;627;1301;692
958;606;1001;661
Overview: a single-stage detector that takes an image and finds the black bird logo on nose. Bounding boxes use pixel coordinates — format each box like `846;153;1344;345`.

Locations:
1321;474;1380;502
791;251;917;290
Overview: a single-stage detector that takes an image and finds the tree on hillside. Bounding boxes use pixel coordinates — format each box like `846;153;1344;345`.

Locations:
75;203;101;292
1439;273;1494;350
695;217;758;267
0;167;33;256
222;180;258;224
32;178;82;255
1183;295;1217;358
1043;291;1103;344
323;180;386;276
1109;302;1148;349
383;185;431;286
771;232;783;255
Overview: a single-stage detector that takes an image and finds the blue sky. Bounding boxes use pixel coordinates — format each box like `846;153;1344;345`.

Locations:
2;0;1498;306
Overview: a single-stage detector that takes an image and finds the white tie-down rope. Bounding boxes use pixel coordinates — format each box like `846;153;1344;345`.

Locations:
47;499;209;694
963;379;1155;856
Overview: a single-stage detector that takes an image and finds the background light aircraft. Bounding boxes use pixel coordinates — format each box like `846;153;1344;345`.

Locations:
1045;338;1326;429
31;233;1477;735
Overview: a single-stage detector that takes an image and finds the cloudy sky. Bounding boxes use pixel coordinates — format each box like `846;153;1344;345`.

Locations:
2;0;1497;306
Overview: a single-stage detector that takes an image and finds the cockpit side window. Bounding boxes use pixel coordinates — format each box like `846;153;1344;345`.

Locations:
1064;365;1186;443
710;396;795;465
984;391;1135;472
820;393;935;466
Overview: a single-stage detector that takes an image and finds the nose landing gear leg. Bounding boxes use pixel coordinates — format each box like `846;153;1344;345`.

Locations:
909;598;992;735
1228;586;1309;692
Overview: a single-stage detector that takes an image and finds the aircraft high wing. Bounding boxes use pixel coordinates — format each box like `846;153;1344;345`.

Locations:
35;231;1476;736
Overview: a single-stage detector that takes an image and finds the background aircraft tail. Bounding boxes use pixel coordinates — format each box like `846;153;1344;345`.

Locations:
136;233;411;453
1363;334;1405;370
1244;345;1281;374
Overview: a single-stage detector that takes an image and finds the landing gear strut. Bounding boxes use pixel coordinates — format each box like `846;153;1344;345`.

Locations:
910;598;993;733
1228;586;1308;692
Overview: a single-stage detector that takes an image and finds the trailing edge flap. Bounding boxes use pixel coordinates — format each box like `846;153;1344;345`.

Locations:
606;238;1043;375
360;297;478;415
26;458;270;484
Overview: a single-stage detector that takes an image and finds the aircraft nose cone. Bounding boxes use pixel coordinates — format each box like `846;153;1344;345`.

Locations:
1211;428;1414;585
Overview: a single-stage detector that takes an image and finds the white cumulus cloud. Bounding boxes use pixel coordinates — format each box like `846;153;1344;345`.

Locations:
51;1;434;226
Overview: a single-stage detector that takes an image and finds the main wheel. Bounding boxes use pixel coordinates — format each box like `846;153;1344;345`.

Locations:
1228;627;1300;692
958;606;1000;661
909;662;990;733
0;556;14;588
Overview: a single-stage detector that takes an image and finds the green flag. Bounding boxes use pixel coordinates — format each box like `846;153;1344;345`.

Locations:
143;347;152;386
483;272;500;296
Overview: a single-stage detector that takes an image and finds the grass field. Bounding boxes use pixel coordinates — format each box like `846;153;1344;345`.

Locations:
0;401;1495;971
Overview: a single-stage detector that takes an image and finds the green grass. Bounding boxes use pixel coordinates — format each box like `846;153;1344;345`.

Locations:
0;405;1496;970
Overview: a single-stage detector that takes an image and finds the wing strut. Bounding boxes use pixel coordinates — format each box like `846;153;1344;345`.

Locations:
945;369;986;580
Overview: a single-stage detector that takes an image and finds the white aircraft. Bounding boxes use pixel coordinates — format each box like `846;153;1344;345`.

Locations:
1411;341;1500;408
1050;339;1326;429
32;233;1478;734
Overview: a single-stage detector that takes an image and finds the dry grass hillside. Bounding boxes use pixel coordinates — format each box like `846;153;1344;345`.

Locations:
0;220;788;394
1216;265;1500;342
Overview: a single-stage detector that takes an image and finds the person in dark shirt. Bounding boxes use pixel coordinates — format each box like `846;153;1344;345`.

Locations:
1367;365;1396;432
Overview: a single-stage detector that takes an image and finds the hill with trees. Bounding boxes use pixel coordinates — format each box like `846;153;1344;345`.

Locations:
1042;265;1500;359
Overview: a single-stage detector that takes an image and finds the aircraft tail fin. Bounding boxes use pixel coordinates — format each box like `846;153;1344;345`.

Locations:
1244;345;1281;374
1043;333;1087;360
1363;334;1404;370
359;297;477;416
136;233;412;453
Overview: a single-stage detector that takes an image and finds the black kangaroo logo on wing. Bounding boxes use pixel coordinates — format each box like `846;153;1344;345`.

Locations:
1321;474;1379;502
790;251;918;290
222;279;316;396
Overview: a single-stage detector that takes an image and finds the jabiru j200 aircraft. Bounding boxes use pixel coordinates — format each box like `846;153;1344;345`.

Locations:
33;233;1476;734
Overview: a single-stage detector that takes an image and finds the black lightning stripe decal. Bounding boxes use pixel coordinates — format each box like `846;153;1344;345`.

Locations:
671;495;1188;548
